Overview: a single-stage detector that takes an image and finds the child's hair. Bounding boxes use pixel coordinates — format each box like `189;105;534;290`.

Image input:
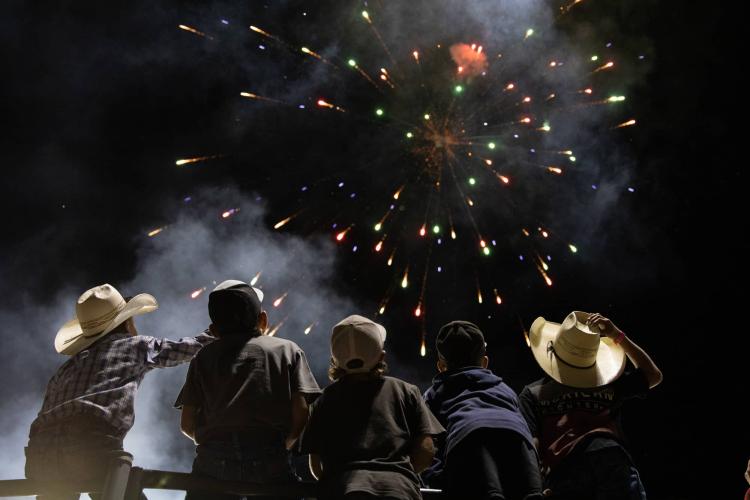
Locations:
328;359;388;381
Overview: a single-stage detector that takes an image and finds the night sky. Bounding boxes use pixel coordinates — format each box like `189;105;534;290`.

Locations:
0;1;741;498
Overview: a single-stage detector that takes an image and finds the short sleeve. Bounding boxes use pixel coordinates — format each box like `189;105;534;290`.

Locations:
518;385;540;438
174;359;201;409
408;385;445;437
290;347;322;399
610;369;649;400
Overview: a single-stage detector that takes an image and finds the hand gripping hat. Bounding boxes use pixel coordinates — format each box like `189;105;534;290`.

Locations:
331;315;387;373
529;311;626;388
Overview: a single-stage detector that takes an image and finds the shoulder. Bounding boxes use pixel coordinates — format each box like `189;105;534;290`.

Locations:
190;338;224;358
520;377;547;397
254;335;301;351
383;376;422;397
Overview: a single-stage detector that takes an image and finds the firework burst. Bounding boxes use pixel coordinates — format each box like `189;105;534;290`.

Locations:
172;0;643;353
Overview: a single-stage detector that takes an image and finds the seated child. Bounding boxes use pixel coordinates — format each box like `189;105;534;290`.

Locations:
301;315;444;500
422;320;543;500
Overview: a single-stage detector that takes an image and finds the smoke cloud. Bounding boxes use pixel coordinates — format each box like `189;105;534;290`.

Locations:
0;187;366;499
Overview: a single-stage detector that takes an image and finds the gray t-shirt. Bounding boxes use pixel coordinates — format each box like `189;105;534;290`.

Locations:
175;334;321;444
300;375;445;500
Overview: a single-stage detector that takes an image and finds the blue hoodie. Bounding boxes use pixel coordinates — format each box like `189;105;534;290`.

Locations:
422;367;534;483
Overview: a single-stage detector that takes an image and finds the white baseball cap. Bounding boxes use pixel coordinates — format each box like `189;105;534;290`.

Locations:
331;315;387;373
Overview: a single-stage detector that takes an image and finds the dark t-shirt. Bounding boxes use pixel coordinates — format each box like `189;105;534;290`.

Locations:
518;369;649;472
300;375;445;500
175;334;321;444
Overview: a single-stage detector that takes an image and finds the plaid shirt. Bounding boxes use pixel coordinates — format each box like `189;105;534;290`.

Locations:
29;331;214;440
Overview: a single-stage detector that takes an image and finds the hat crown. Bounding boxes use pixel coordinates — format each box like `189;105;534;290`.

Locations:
553;311;600;367
75;284;126;335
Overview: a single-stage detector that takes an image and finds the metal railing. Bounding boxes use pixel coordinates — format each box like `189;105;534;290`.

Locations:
0;457;443;499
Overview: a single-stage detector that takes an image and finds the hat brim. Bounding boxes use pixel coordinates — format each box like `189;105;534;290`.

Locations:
55;293;158;355
529;317;626;388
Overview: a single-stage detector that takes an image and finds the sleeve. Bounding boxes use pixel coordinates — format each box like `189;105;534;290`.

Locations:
611;368;650;400
143;331;214;369
420;387;447;488
299;398;323;454
290;347;322;401
408;385;445;437
174;359;201;409
518;385;540;438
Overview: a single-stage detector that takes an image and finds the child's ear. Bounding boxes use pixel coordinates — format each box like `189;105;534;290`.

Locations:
258;311;269;333
481;355;489;368
437;358;447;372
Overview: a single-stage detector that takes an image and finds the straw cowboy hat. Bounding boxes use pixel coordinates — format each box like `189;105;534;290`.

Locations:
55;284;158;355
529;311;626;388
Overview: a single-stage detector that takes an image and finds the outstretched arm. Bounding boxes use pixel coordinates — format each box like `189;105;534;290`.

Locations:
145;330;214;368
587;313;663;388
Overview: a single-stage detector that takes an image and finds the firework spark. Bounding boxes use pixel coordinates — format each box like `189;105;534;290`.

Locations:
176;155;222;166
272;292;289;308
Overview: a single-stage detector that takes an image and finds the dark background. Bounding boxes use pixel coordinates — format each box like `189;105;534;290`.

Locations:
1;0;742;498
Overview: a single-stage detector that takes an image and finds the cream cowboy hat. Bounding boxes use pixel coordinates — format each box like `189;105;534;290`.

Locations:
55;284;158;355
529;311;626;388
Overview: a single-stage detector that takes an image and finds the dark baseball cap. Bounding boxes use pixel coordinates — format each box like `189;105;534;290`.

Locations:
436;320;487;368
208;280;263;334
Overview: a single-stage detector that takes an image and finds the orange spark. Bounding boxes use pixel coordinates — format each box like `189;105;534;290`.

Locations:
176;155;221;166
547;167;563;174
616;119;637;128
178;25;207;38
272;292;289;308
190;287;206;299
274;216;293;229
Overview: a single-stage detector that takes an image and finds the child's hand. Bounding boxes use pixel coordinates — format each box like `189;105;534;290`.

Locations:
586;313;622;340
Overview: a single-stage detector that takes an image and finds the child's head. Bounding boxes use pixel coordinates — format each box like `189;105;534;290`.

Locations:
436;321;488;372
329;315;387;380
208;280;267;337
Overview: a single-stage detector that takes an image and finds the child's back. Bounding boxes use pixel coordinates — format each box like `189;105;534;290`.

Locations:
422;321;542;500
301;315;443;500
